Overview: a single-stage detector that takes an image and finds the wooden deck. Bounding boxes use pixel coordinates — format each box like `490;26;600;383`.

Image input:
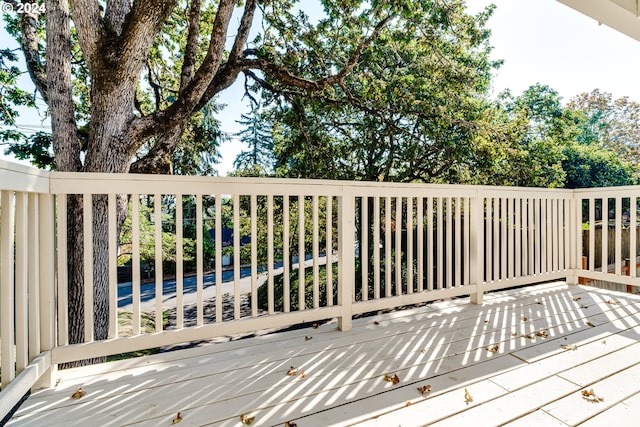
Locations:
8;281;640;426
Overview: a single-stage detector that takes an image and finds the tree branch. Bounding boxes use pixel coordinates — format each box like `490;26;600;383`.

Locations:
47;0;82;172
104;0;130;35
129;0;237;141
179;0;202;92
69;0;105;73
19;5;47;104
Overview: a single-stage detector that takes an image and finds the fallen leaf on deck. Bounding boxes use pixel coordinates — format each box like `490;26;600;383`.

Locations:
586;321;595;327
601;339;607;344
420;348;427;353
383;373;400;385
70;388;86;399
535;330;549;338
406;401;412;406
561;344;578;351
285;421;297;427
464;388;473;403
581;388;604;403
312;323;319;329
486;344;499;353
484;319;489;323
299;370;306;379
240;414;255;425
572;296;582;301
580;304;589;309
511;332;517;337
172;412;182;424
519;333;534;340
55;378;61;387
304;336;312;341
418;385;432;396
286;367;299;376
521;316;528;321
606;300;621;305
374;321;380;325
535;300;544;305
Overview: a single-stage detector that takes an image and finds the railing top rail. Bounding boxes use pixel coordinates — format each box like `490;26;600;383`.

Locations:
0;159;50;193
573;185;640;196
49;170;575;197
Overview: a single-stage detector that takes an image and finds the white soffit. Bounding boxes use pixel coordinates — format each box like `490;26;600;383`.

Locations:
557;0;640;42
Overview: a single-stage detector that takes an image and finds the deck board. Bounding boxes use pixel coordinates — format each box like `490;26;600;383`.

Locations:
8;282;640;426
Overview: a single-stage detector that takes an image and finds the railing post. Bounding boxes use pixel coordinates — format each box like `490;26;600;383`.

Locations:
337;188;355;331
470;190;484;304
566;193;580;285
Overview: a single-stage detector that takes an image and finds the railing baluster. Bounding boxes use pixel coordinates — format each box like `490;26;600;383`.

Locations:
529;198;535;275
454;197;461;287
83;194;94;342
463;197;470;286
214;194;221;322
326;196;334;306
493;198;499;280
533;199;544;274
176;195;184;328
1;190;16;387
417;197;424;291
427;197;434;291
515;198;522;278
615;196;622;275
313;195;319;308
31;194;43;354
251;194;258;317
547;199;552;272
501;197;507;281
283;196;290;312
197;194;204;324
437;197;443;289
589;198;595;271
15;193;28;373
407;197;414;293
485;198;491;282
232;194;240;320
298;195;305;310
108;193;117;338
373;196;380;298
395;197;402;295
507;198;514;279
446;197;452;288
521;198;527;276
561;198;567;271
385;196;392;297
266;195;274;315
361;196;368;301
154;193;163;332
132;194;141;335
631;196;637;278
601;198;608;273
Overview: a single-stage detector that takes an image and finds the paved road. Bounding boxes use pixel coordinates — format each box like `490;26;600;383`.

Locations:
117;254;332;310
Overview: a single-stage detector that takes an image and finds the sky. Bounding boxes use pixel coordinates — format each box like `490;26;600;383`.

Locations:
3;0;640;174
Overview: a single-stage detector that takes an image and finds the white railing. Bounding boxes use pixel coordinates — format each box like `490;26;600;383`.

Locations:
2;159;636;418
575;186;640;289
0;161;55;418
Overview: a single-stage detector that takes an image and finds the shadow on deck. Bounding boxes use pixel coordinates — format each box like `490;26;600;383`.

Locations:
9;281;640;426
